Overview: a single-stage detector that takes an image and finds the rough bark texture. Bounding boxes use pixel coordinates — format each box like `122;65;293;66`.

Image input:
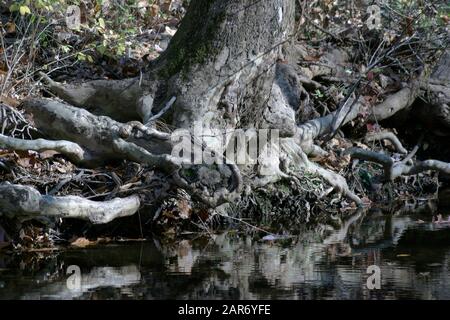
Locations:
415;50;450;136
0;184;140;224
153;0;296;149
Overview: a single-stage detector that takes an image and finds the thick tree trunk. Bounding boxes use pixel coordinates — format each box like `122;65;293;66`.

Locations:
153;0;296;147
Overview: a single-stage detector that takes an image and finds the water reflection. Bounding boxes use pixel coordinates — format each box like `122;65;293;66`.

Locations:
1;204;450;300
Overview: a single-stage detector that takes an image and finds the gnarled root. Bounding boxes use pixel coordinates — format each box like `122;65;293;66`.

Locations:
295;78;423;155
364;131;408;154
368;83;421;121
39;72;144;122
298;149;362;205
0;134;86;163
278;139;362;205
0;183;140;224
20;98;173;167
345;147;450;182
6;98;243;209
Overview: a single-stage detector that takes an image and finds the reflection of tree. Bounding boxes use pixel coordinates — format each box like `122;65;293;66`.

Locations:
3;203;450;299
22;265;141;300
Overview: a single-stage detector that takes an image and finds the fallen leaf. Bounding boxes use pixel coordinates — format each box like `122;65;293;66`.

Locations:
178;198;192;219
161;0;172;12
16;156;36;168
70;237;94;248
5;21;16;34
39;150;60;160
150;4;159;17
0;95;19;107
303;55;320;62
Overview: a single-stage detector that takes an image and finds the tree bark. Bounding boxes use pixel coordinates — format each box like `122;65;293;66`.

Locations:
146;0;296;151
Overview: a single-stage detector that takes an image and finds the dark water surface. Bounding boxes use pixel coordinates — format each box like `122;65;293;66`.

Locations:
1;206;450;300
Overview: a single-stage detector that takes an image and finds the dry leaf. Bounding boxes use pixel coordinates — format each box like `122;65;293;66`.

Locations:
17;156;36;168
303;55;320;62
150;4;160;17
55;166;68;174
0;95;19;107
160;0;172;12
39;150;60;160
5;21;16;34
71;237;94;248
178;199;192;220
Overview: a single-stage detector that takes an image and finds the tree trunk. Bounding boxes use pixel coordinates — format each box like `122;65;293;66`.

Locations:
154;0;296;146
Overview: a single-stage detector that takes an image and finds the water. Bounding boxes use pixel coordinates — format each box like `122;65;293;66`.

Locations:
1;206;450;300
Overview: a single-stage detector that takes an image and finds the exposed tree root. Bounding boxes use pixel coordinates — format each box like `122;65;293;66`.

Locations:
39;72;144;122
346;147;450;182
0;134;85;163
21;98;174;166
297;148;362;205
364;132;408;154
294;76;423;156
272;139;362;205
3;97;243;209
369;83;422;121
1;68;439;225
294;96;362;155
0;183;140;224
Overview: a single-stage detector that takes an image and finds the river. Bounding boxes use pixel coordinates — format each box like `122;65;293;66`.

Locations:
1;203;450;299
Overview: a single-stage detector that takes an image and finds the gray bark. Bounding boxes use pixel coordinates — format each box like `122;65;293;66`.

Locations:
0;183;140;224
158;0;296;133
415;50;450;136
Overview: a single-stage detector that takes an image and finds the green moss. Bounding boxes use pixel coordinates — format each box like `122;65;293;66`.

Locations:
275;180;291;193
159;0;227;79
